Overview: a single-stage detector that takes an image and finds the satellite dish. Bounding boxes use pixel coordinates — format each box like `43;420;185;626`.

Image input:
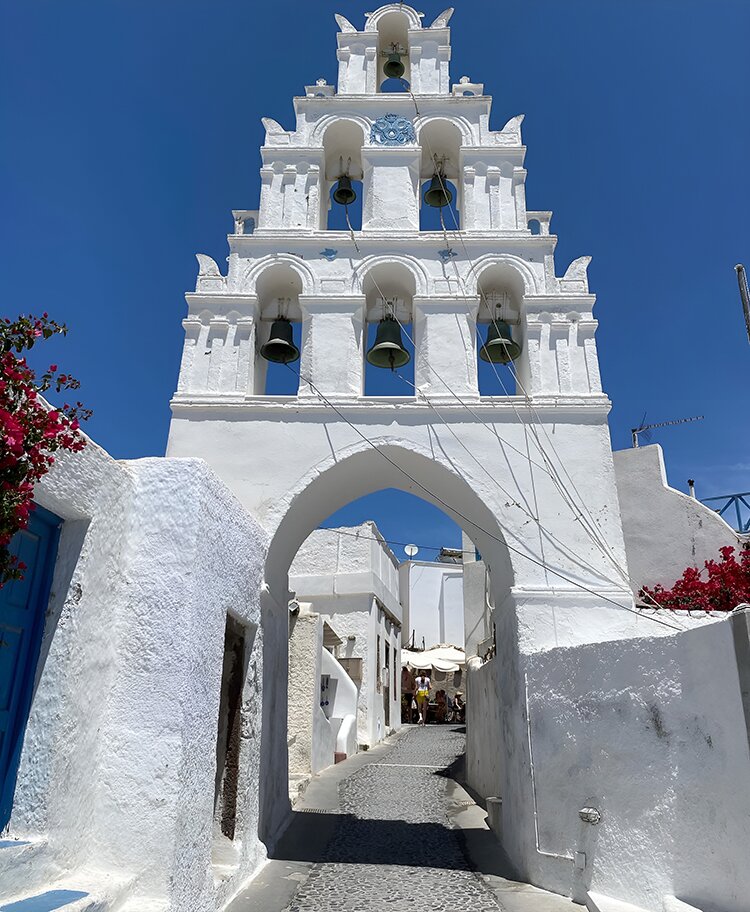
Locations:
404;544;419;558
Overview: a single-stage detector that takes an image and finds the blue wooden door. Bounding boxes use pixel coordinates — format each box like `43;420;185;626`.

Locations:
0;505;61;828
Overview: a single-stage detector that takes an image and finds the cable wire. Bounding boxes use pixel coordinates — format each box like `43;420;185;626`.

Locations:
284;363;683;633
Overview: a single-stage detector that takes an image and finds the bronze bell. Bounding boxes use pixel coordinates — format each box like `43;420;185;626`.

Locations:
424;172;453;208
333;175;357;206
260;317;300;364
383;51;405;79
366;316;410;371
479;319;522;364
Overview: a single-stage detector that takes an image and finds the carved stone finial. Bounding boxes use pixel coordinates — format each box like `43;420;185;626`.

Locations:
500;114;525;139
370;114;416;146
561;256;592;292
334;13;357;32
563;256;592;282
460;76;470;84
316;77;327;86
430;7;454;28
261;117;286;136
196;254;220;276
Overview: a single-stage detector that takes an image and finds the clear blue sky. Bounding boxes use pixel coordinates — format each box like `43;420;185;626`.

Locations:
3;1;749;559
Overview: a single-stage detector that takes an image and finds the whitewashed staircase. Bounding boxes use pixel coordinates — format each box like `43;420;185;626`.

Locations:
0;870;134;912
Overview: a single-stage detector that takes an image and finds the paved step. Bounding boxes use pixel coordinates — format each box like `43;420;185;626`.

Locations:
0;838;49;899
663;898;704;912
587;891;652;912
0;871;133;912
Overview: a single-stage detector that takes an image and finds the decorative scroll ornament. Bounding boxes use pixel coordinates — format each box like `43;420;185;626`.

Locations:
370;114;416;146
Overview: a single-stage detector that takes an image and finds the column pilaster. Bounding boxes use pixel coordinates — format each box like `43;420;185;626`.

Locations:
361;146;421;232
298;296;366;398
413;296;480;398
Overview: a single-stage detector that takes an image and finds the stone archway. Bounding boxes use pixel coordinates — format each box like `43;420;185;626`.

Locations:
256;439;517;844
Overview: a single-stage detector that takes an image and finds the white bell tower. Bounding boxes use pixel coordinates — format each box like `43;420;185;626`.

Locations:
168;1;642;877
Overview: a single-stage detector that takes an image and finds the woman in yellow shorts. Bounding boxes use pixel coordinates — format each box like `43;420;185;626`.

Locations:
414;672;431;725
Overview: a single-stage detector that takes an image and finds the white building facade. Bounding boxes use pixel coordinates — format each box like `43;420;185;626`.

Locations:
400;559;464;650
290;523;402;750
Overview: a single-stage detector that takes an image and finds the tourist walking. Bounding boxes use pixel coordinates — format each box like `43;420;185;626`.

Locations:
414;671;431;725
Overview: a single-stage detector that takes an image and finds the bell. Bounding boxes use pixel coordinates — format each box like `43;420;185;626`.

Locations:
383;51;405;79
479;320;522;364
423;172;453;209
333;175;357;206
366;316;410;371
260;317;300;364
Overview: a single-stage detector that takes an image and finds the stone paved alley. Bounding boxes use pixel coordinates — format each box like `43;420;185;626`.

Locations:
229;726;574;912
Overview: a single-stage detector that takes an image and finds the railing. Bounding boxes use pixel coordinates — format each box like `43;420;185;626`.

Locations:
701;492;750;533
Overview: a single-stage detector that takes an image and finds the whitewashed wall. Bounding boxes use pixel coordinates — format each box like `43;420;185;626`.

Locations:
0;443;279;912
404;560;464;648
506;612;750;911
614;445;741;594
465;655;503;802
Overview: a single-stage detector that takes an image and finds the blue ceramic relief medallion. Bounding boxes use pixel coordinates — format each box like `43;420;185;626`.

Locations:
370;114;416;146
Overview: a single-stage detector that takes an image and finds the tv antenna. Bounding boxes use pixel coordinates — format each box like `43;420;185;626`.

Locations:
631;414;704;448
735;264;750;344
404;543;419;559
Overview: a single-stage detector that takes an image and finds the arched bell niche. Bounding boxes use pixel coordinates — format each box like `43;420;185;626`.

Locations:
256;263;303;395
418;119;462;230
322;119;365;230
361;261;416;396
476;263;526;396
375;10;412;92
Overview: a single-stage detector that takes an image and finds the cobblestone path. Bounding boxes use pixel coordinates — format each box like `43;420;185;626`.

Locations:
283;725;502;911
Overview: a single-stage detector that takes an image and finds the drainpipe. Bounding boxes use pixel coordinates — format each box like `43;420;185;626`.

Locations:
524;673;574;863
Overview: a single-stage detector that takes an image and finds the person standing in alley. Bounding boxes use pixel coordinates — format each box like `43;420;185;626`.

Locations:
414;670;431;725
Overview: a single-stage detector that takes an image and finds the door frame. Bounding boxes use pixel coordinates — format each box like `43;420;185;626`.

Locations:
0;503;62;829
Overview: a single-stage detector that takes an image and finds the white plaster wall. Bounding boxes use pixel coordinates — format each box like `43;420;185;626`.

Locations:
463;558;490;656
291;523;401;621
406;561;464;648
320;647;358;759
288;612;322;777
311;704;336;775
614;445;741;594
520;614;750;911
3;444;279;912
465;654;503;802
170;415;640;653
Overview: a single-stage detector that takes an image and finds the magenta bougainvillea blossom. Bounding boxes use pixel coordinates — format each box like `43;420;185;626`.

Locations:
640;545;750;613
1;314;91;586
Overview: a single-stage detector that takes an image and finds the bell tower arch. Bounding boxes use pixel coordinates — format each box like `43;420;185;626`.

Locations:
167;4;644;881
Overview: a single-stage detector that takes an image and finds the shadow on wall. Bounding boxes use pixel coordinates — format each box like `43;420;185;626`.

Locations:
0;890;89;911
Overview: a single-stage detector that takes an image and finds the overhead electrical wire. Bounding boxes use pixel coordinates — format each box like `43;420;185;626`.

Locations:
405;97;670;611
287;88;680;626
283;363;684;633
